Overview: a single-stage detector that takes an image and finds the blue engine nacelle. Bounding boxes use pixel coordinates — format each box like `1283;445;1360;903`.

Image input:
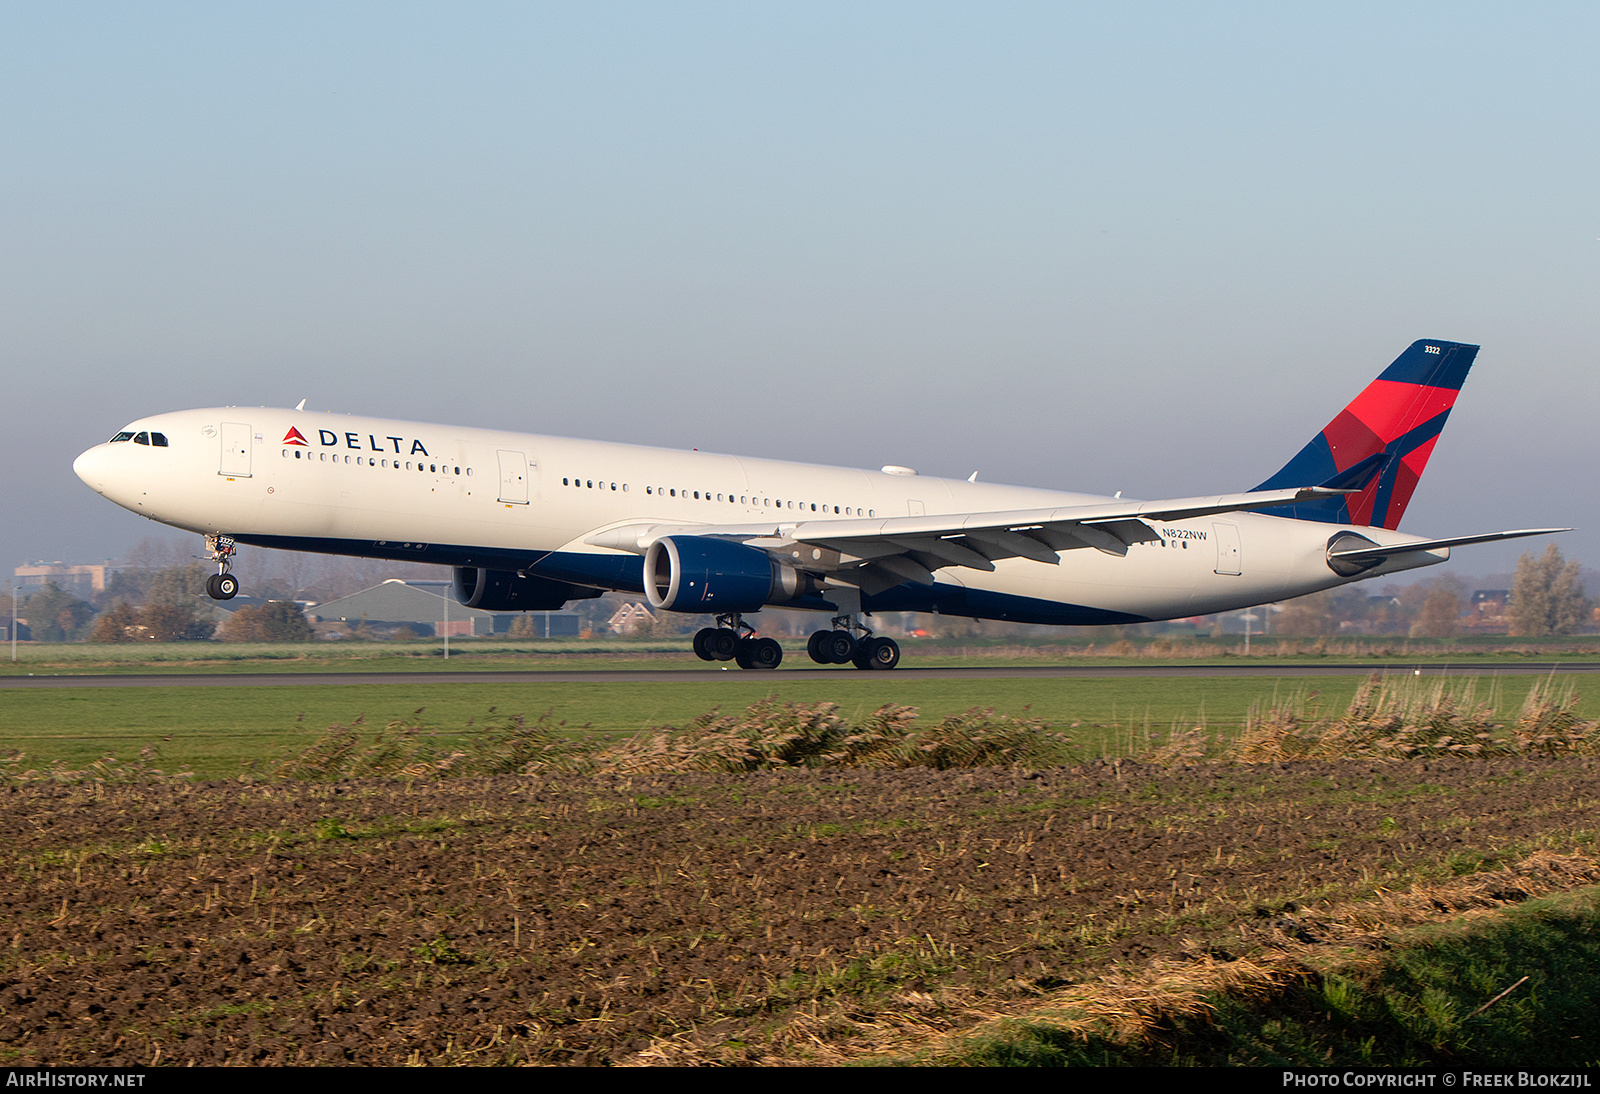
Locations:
452;567;601;612
643;536;806;613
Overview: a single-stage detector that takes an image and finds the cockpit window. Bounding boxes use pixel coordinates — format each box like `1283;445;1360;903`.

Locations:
110;432;135;443
134;432;150;445
150;433;168;446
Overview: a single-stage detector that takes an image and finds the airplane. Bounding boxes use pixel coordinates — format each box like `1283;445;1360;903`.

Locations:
73;339;1562;670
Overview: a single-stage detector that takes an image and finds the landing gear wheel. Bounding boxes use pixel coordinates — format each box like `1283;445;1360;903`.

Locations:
207;573;239;601
692;627;718;662
852;636;900;670
709;627;740;661
735;637;782;670
807;630;833;665
821;631;856;665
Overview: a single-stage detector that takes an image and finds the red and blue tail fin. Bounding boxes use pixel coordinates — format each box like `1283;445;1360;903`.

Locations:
1254;339;1477;529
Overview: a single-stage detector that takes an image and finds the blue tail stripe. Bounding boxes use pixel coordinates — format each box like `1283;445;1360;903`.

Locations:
1378;340;1478;389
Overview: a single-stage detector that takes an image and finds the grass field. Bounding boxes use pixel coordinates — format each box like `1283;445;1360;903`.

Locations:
4;649;1599;1065
3;668;1595;779
3;632;1600;674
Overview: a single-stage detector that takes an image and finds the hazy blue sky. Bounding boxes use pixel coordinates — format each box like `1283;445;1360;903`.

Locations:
4;3;1596;584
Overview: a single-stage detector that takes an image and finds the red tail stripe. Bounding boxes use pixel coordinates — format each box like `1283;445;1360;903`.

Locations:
1339;380;1460;446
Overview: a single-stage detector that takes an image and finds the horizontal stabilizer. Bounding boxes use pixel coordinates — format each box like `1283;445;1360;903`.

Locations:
1328;527;1571;563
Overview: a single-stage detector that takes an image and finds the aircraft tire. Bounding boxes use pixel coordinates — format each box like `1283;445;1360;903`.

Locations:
738;637;782;670
821;631;855;664
853;636;900;671
710;628;739;661
692;628;718;661
806;630;833;664
214;574;239;600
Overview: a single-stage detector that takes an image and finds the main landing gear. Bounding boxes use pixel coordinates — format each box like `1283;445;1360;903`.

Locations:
203;534;239;601
806;612;900;671
693;614;783;670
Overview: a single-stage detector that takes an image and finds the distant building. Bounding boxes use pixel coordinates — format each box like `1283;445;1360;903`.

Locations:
309;579;579;637
1468;589;1510;632
14;562;119;597
608;601;654;634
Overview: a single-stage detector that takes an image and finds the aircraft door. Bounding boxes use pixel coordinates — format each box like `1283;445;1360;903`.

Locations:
1213;522;1241;575
219;422;252;478
497;449;529;504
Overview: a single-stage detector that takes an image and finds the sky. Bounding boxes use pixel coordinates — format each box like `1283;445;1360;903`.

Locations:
4;2;1596;586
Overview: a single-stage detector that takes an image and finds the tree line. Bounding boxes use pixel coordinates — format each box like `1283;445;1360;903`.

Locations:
11;542;1592;643
16;562;313;643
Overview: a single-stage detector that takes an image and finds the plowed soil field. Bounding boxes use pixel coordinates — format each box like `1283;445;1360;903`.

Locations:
3;757;1597;1066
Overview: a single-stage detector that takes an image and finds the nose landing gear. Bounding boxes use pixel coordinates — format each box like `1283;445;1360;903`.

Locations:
204;534;239;601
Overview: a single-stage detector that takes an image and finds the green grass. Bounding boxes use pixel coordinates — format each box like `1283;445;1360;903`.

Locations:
3;632;1600;674
945;886;1600;1067
2;672;1595;779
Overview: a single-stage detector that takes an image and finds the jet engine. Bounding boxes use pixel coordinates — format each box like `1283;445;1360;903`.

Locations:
643;536;808;613
451;567;601;612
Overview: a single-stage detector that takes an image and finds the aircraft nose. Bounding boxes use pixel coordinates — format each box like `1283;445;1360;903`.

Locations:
74;444;111;493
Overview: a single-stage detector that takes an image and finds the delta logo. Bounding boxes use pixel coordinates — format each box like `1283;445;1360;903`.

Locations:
280;423;431;456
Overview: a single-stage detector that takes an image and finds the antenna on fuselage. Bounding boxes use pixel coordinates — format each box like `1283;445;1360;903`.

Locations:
294;399;306;411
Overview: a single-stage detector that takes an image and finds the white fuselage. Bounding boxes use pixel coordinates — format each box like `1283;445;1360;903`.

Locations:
73;406;1446;623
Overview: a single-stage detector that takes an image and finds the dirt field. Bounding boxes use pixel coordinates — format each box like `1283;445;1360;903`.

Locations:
3;755;1597;1066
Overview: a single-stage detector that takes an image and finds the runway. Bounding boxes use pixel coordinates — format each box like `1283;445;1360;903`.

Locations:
2;661;1598;688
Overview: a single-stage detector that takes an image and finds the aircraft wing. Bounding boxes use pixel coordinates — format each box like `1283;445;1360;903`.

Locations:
584;485;1351;596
